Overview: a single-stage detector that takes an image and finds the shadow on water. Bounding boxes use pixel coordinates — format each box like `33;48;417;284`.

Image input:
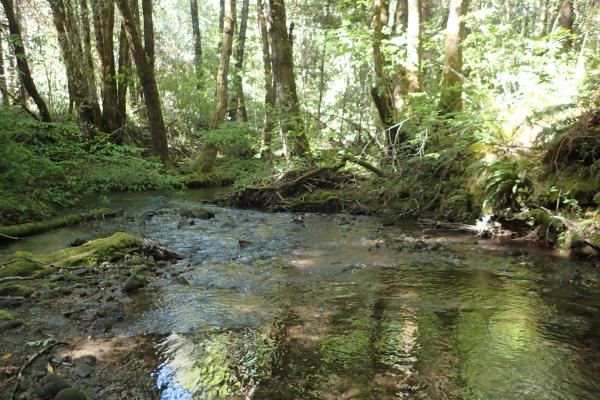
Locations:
3;189;600;399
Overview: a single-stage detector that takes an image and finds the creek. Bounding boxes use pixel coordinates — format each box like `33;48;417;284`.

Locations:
2;188;600;399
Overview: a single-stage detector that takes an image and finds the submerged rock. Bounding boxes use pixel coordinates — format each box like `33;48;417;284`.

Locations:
179;207;216;220
54;388;87;400
503;248;528;257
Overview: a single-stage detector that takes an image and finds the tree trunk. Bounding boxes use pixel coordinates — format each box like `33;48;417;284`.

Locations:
1;0;51;121
393;0;407;33
257;0;275;157
116;23;130;123
405;0;421;92
190;0;203;89
14;0;28;103
116;0;169;162
554;0;574;50
315;0;331;133
80;0;102;125
92;0;123;135
48;0;102;128
198;0;235;172
142;0;154;64
0;27;9;106
440;0;469;114
231;0;249;121
267;0;309;157
371;0;397;146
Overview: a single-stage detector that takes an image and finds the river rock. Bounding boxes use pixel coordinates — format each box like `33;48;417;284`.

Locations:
503;248;528;257
36;375;72;398
0;296;25;307
74;355;96;378
123;276;146;293
54;388;87;400
48;274;65;282
71;268;89;277
125;255;145;266
96;302;124;320
0;319;23;331
180;207;215;220
132;264;149;274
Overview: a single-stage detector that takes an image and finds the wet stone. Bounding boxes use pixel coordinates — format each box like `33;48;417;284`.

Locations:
0;296;25;307
0;319;23;331
72;269;89;277
504;248;529;257
36;375;72;398
126;255;145;266
96;302;124;321
48;274;65;282
54;388;87;400
123;276;145;293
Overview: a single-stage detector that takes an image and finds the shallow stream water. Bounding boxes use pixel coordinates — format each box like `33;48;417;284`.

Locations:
2;189;600;399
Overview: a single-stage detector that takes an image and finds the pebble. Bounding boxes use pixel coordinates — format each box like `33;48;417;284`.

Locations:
36;375;71;398
0;320;24;331
0;296;25;307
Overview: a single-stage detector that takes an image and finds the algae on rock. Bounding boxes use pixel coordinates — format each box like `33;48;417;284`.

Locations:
0;232;142;278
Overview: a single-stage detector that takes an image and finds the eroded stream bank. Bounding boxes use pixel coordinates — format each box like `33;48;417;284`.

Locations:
2;189;600;400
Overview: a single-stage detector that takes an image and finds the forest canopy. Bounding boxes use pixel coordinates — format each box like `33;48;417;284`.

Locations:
1;0;600;252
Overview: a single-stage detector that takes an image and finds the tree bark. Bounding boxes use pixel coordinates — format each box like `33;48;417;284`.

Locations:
257;0;275;157
393;0;407;33
440;0;469;114
116;0;170;162
190;0;203;88
267;0;309;157
48;0;102;128
92;0;123;134
231;0;249;121
0;0;52;121
116;23;130;123
554;0;574;50
198;0;235;172
80;0;101;124
405;0;421;92
0;26;9;106
142;0;154;64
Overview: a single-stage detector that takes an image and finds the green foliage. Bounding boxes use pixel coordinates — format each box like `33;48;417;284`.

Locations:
0;109;185;224
483;161;533;210
199;122;258;159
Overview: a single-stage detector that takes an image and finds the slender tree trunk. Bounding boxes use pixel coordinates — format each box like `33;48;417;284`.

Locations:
92;0;123;134
198;0;235;172
231;0;249;121
540;0;550;36
315;0;331;133
0;27;9;106
1;0;52;121
440;0;469;114
405;0;421;92
116;0;169;162
48;0;102;128
267;0;309;157
257;0;275;157
371;0;397;146
393;0;407;33
80;0;102;126
117;23;130;120
14;0;27;103
142;0;154;63
190;0;203;89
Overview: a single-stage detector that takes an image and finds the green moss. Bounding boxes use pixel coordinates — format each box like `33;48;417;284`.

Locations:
0;208;122;240
0;284;34;297
0;232;142;278
0;309;17;320
184;171;235;188
285;190;344;212
133;264;148;274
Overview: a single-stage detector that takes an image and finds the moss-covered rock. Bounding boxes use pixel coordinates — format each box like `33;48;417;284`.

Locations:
0;208;122;240
0;232;142;278
0;309;17;320
0;284;35;297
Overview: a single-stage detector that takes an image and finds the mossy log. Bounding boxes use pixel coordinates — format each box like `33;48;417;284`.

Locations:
0;208;122;241
0;232;182;278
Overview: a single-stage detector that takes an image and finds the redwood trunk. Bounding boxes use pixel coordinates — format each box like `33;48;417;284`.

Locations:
0;0;52;121
0;27;8;106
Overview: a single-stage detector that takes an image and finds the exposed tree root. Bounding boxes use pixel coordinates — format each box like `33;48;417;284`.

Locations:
229;156;383;209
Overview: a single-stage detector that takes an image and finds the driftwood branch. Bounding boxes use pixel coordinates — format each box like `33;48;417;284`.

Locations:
0;233;19;241
10;341;70;400
0;276;36;284
418;218;481;233
541;207;600;252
